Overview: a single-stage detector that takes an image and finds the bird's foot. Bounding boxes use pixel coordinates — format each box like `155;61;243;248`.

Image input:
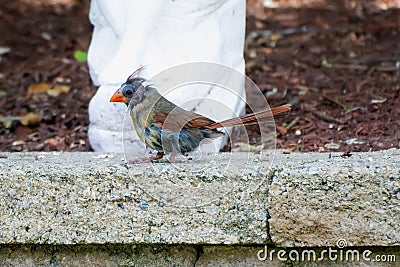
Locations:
168;151;176;163
127;152;164;164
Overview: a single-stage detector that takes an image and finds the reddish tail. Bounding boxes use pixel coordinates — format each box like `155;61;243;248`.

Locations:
206;104;291;129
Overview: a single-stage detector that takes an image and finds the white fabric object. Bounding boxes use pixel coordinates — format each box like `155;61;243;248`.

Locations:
88;0;246;153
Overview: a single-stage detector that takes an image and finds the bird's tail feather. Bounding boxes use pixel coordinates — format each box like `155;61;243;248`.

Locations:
206;104;291;129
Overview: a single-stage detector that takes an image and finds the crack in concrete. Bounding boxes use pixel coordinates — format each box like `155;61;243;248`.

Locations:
193;245;204;266
265;168;276;246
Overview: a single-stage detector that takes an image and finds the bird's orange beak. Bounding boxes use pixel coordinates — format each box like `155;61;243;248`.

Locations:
110;91;127;103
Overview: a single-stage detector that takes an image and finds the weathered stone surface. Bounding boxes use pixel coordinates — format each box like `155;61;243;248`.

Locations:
0;152;269;245
268;149;400;247
0;149;399;248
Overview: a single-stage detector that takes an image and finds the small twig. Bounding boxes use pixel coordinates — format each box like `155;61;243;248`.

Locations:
313;111;346;124
276;116;299;137
323;63;368;71
322;61;399;72
323;96;351;111
355;67;375;92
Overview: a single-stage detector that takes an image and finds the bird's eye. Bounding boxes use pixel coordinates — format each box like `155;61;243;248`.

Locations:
123;85;134;96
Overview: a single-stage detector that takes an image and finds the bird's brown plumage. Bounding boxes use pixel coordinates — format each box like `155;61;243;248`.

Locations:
110;68;292;163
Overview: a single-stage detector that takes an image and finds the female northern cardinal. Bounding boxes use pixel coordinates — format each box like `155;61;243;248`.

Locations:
110;69;291;163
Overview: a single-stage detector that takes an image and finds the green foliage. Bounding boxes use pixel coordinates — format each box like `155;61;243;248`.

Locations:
74;50;88;62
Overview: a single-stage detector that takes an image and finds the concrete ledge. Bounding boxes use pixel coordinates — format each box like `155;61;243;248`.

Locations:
0;150;399;265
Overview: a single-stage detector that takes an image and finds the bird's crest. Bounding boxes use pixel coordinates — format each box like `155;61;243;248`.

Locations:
127;66;147;82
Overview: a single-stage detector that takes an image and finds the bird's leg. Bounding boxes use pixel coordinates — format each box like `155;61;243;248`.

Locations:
128;152;164;164
169;150;176;163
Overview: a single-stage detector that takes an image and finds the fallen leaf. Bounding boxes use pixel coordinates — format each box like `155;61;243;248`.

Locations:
276;125;287;136
259;47;273;54
28;83;50;94
20;112;41;126
69;142;77;149
27;131;40;141
47;85;70;97
0;116;14;128
15;125;32;140
12;140;25;146
270;33;282;42
44;138;58;147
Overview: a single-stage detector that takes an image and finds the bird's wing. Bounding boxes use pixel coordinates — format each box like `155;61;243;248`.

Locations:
153;108;215;132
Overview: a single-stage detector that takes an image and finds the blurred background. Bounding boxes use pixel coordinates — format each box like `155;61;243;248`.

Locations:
0;0;399;152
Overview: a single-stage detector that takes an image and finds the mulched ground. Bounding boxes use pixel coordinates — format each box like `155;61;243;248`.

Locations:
0;1;399;153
